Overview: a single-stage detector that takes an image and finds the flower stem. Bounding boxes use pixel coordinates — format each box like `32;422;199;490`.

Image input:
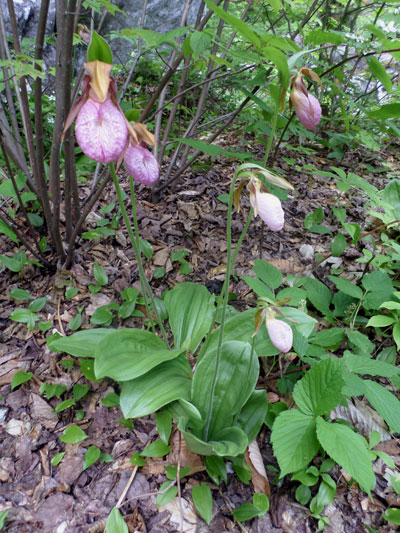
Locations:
110;163;167;343
203;175;253;441
263;106;278;167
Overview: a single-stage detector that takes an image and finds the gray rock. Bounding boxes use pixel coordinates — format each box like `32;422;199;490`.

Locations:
1;0;56;39
299;243;314;263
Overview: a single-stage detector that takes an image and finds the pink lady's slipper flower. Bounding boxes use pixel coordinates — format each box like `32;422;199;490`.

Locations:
248;179;284;231
119;122;159;186
290;68;322;131
266;316;293;353
63;61;128;164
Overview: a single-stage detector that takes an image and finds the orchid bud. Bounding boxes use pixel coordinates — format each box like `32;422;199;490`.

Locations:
75;98;128;163
250;191;284;231
266;318;293;353
124;143;159;185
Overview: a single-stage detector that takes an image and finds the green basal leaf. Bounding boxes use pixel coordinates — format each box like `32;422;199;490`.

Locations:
120;356;192;418
47;328;114;357
293;358;345;416
192;341;258;438
87;31;113;64
316;417;375;495
235;390;268;443
179;422;248;457
94;328;186;381
271;410;319;476
164;282;215;353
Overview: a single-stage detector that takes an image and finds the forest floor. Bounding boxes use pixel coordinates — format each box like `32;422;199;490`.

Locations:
1;135;400;532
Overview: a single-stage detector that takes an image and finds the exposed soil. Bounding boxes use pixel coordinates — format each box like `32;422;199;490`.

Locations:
1;137;400;532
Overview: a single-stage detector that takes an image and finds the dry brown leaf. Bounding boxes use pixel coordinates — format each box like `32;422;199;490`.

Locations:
166;430;204;475
330;400;391;441
245;440;271;497
159;497;197;533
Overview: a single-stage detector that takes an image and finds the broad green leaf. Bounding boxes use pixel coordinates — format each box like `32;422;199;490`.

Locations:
276;287;307;306
346;330;374;355
236;390;268;443
233;503;263;522
156;481;178;507
262;46;289;88
94;329;185;381
362;270;394;310
190;31;212;58
345;354;398;378
192;483;213;525
60;425;88;443
83;445;101;470
47;328;114;357
366;315;396;328
271;410;319;476
142;439;171;457
93;263;108;286
192;341;259;438
204;0;261;49
29;297;47;312
253;260;282;289
11;370;32;390
366;56;392;92
383;508;400;525
10;309;36;329
383;180;400;212
331;233;347;257
293;358;345;416
279;307;317;338
205;456;227;485
327;276;362;299
10;288;33;300
165;282;215;353
120;356;192;418
242;276;275;299
166;399;204;430
0;219;18;243
305;30;346;45
363;380;400;433
304;278;332;316
73;383;89;401
380;301;400;310
90;306;113;326
312;327;345;348
316;417;375;494
87;31;113;64
106;508;128;533
156;411;172;445
369;103;400;120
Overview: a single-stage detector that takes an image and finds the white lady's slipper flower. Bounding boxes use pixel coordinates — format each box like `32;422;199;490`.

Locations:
290;69;322;131
266;317;293;353
250;191;284;231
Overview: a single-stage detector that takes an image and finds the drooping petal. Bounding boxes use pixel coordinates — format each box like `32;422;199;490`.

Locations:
75;98;128;163
124;143;159;185
266;318;293;353
251;192;284;231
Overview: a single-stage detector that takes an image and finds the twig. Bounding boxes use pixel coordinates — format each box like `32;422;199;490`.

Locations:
116;465;138;509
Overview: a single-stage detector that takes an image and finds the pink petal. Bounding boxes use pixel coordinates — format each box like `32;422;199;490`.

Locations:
294;92;321;130
124;144;159;185
266;318;293;353
75;98;128;163
253;192;284;231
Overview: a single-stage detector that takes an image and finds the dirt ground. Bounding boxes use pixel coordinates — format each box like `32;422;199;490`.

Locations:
1;137;400;532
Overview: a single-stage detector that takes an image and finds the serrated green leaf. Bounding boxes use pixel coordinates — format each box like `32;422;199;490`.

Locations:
346;330;374;355
305;29;346;45
327;276;362;299
190;31;212;59
192;483;213;525
312;327;344;348
271;410;319;476
242;276;275;299
331;233;347;257
293;358;345;416
304;278;332;316
316;417;375;494
344;353;398;378
366;56;392;92
253;260;282;289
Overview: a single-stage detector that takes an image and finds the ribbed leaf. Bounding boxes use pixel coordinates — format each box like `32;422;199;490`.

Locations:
363;380;400;433
165;282;214;353
94;329;185;381
48;329;114;358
